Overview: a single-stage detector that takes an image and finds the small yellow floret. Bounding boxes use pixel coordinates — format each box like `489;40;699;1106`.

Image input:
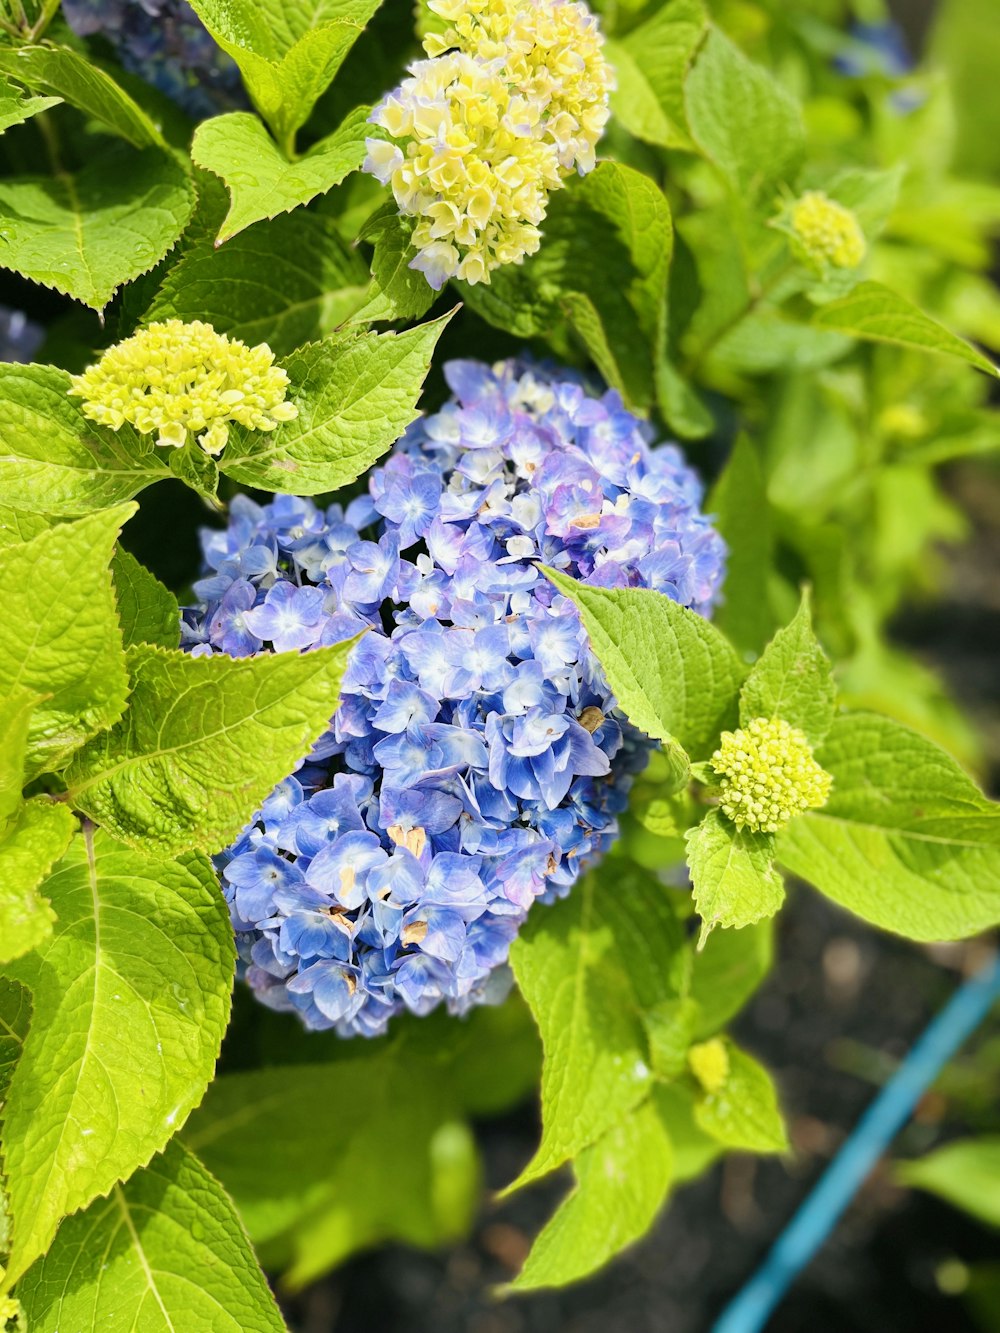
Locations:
0;1295;21;1326
365;0;612;287
688;1039;730;1094
788;190;866;272
68;319;297;456
711;716;832;834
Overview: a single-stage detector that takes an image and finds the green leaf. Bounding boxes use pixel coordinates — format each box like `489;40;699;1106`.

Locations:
0;507;56;548
15;1139;288;1332
811;281;999;377
692;1039;787;1152
707;437;776;656
0;45;166;149
507;858;686;1190
0;363;169;516
0;977;29;1105
897;1139;1000;1228
510;1097;673;1291
0;141;195;311
0;686;38;824
738;590;836;744
689;918;772;1039
0;801;76;965
613;0;707;149
653;1082;721;1183
0;72;60;133
66;637;358;855
685;26;803;196
183;1008;530;1287
0;830;234;1288
543;570;744;758
220;315;453;494
464;162;672;410
350;207;435;323
0;505;132;778
111;548;180;650
776;713;1000;942
685;810;784;944
188;0;379;151
144;207;369;356
192;106;369;242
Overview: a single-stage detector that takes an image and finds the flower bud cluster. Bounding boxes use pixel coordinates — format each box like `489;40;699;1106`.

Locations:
711;717;832;834
363;0;612;289
183;356;725;1036
69;319;297;457
788;190;866;272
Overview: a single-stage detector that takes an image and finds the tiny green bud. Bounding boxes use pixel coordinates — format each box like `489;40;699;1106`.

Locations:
788;190;866;272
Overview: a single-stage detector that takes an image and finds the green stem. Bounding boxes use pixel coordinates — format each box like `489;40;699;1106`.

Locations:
685;257;797;379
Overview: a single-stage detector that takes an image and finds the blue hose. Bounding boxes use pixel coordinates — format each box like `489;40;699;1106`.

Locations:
712;952;1000;1333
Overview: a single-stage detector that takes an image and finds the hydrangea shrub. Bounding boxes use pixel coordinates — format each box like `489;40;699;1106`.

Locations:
0;0;999;1325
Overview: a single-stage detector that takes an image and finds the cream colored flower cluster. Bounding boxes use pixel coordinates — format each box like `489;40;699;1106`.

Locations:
711;716;832;834
363;0;612;289
69;319;297;456
788;190;866;272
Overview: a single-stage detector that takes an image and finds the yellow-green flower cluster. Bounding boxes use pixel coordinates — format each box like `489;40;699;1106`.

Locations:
69;319;297;456
788;190;866;272
688;1039;730;1094
364;0;611;289
711;716;832;834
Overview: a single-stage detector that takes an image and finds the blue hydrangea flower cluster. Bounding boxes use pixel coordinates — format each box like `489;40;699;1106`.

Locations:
183;358;726;1037
61;0;244;119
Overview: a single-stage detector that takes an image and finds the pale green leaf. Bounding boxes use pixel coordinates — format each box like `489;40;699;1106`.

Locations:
0;686;38;824
0;830;234;1287
220;315;452;494
188;0;379;150
144;208;369;356
0;506;56;548
511;1098;673;1291
690;918;772;1039
16;1139;288;1332
0;363;169;515
0;505;133;777
111;548;180;650
615;0;706;149
777;712;1000;942
0;72;60;133
738;590;836;744
183;1006;531;1287
685;26;803;195
707;436;776;656
653;1082;720;1184
543;570;744;758
507;859;686;1190
192;106;369;242
0;141;195;310
897;1139;1000;1228
349;207;435;324
0;45;166;149
686;810;785;944
168;436;220;503
605;40;673;148
66;637;358;855
0;801;76;965
693;1040;787;1153
811;281;999;377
